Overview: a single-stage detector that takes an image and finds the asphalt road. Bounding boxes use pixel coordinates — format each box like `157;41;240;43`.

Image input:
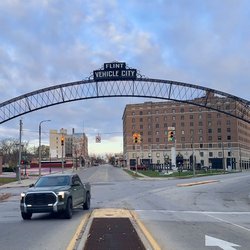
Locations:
0;165;250;250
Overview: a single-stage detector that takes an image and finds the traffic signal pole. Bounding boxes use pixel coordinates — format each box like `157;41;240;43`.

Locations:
61;135;64;173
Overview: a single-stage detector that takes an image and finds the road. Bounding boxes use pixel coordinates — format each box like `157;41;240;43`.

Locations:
0;165;250;249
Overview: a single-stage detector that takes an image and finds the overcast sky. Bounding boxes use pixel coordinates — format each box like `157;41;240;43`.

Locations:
0;0;249;155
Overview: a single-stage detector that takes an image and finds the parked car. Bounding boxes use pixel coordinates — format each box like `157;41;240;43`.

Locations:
20;173;91;220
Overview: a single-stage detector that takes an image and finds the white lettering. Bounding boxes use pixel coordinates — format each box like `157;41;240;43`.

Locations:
105;63;125;70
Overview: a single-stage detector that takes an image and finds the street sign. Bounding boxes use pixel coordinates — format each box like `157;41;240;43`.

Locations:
96;135;101;143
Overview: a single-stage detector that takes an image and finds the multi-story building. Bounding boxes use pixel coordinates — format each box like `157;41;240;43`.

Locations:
122;94;250;171
49;128;88;164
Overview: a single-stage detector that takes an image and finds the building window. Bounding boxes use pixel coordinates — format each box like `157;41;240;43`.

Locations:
217;113;221;118
227;135;231;140
198;129;203;134
155;124;159;128
198;114;202;120
181;122;185;127
156;138;160;142
226;120;231;125
208;143;213;148
199;136;203;142
198;121;203;126
207;113;212;118
172;109;176;113
218;152;222;157
180;108;184;113
190;115;194;119
190;129;194;135
218;136;222;141
200;144;203;148
148;125;151;129
200;152;204;157
181;130;185;135
155;117;159;122
164;116;167;121
140;125;143;129
208;128;212;133
132;125;135;129
140;118;143;122
227;127;231;133
156;131;159;135
172;116;176;121
218;128;221;133
148;131;152;135
172;123;176;127
164;123;168;128
190;122;194;126
132;112;135;116
140;111;143;115
208;121;212;126
181;115;184;120
209;152;213;157
181;137;185;142
217;120;221;125
190;107;193;112
132;118;135;123
148;138;152;143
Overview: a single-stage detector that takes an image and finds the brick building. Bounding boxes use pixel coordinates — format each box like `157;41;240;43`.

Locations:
49;128;88;165
122;95;250;171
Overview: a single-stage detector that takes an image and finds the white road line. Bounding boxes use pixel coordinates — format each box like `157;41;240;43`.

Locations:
135;209;250;232
205;213;250;232
135;209;250;215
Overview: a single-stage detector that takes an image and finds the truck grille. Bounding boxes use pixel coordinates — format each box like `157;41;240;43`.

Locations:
25;192;57;206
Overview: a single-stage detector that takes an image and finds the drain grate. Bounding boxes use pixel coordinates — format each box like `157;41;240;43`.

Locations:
83;217;146;250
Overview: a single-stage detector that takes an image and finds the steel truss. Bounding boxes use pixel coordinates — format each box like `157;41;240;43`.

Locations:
0;78;249;124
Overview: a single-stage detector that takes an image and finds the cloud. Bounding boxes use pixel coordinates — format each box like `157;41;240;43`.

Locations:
0;0;249;155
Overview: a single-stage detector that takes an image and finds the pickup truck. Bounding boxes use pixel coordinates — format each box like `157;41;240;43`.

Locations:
20;173;91;220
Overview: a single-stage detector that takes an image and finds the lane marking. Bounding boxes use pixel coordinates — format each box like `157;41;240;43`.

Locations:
66;212;90;250
177;180;219;187
135;209;250;215
135;209;250;232
206;213;250;232
205;235;240;250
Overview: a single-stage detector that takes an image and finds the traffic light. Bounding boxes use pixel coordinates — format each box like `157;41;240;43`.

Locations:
61;136;64;146
133;133;141;144
168;130;175;142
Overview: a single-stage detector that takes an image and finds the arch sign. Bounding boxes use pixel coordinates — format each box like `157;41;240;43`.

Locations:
0;61;249;124
93;62;137;81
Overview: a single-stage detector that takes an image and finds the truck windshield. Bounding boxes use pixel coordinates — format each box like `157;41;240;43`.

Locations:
35;176;70;187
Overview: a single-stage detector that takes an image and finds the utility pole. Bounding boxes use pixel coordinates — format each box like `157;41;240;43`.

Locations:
17;119;23;183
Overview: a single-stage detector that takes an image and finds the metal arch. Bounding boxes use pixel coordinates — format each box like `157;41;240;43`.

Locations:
0;78;249;124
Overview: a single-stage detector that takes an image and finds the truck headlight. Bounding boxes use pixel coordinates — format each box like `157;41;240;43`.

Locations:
57;191;65;200
20;193;25;202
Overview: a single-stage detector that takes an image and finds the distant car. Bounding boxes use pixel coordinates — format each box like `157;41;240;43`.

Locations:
20;173;91;220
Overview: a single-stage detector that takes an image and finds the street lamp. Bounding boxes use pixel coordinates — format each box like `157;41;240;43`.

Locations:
39;120;51;177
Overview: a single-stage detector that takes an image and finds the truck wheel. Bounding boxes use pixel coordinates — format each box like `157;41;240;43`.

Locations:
64;198;73;219
21;212;32;220
83;192;90;210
